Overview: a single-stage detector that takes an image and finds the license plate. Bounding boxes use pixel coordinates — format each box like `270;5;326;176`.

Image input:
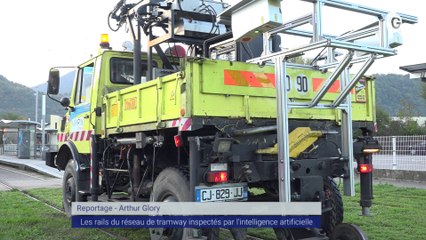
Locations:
195;184;248;202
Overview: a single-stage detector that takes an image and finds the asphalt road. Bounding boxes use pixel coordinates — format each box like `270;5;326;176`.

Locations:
0;164;62;191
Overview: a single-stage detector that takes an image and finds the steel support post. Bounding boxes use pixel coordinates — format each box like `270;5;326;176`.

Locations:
313;0;324;42
341;69;355;196
127;14;142;85
146;26;153;82
134;26;142;84
275;57;291;202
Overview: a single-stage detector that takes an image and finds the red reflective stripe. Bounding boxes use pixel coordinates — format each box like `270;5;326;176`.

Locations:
312;78;341;93
312;78;355;93
224;70;275;88
181;118;192;131
265;73;276;87
240;71;263;87
172;120;178;127
63;131;93;142
87;130;93;141
224;69;241;86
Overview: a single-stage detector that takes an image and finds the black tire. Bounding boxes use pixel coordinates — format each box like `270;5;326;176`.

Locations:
230;228;247;240
273;228;292;240
330;223;368;240
63;160;80;217
322;177;344;236
150;168;191;240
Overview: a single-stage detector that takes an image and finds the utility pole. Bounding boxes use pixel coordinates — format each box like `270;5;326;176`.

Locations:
41;94;46;155
35;92;39;123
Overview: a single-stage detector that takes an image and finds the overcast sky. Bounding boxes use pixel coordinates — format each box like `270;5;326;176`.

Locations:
0;0;423;88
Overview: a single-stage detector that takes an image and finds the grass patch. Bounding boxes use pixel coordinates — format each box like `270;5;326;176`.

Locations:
26;188;63;209
3;184;426;240
0;190;114;240
247;183;426;240
342;183;426;240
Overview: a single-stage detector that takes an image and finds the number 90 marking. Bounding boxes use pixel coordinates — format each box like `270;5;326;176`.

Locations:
296;75;309;94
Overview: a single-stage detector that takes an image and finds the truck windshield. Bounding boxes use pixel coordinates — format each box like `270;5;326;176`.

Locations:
110;58;156;84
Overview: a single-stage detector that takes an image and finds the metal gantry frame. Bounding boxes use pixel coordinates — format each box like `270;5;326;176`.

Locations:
248;0;417;201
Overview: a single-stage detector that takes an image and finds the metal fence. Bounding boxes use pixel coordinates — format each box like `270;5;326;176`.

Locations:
373;135;426;171
1;144;42;158
3;144;17;154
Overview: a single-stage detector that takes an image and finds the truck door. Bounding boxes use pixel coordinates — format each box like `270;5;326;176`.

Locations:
69;63;95;152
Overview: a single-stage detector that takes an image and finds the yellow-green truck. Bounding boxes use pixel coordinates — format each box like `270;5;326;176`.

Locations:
46;48;372;235
44;0;416;239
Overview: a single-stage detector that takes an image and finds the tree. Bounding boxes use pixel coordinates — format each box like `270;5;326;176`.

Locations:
375;103;426;136
396;99;418;121
375;107;392;135
0;112;25;120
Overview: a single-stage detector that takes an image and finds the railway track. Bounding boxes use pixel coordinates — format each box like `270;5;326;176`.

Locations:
0;164;264;240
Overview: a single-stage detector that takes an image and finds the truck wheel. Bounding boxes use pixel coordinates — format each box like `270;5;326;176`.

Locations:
150;168;190;240
230;228;247;240
330;223;368;240
62;160;77;217
322;177;344;236
63;160;79;217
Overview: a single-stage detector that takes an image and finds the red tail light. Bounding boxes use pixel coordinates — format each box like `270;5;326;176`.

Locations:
359;164;373;174
174;135;183;147
207;171;228;183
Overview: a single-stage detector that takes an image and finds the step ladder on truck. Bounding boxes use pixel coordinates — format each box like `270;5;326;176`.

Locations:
45;0;417;239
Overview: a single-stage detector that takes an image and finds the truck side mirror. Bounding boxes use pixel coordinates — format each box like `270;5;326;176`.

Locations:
47;68;60;95
60;97;70;107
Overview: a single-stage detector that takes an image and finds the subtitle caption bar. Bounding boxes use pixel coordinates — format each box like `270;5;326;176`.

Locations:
72;202;321;216
72;215;321;228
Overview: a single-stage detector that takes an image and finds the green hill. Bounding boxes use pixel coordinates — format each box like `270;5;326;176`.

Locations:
374;74;426;116
0;75;66;120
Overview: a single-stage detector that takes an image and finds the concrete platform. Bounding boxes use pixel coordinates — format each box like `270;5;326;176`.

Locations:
0;155;63;179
